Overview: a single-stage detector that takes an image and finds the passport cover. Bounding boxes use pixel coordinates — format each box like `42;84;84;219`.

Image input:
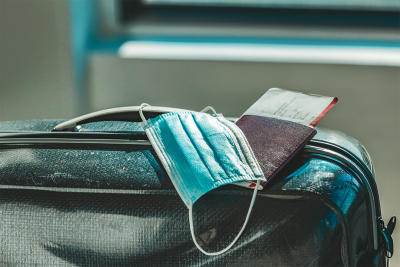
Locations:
235;115;317;188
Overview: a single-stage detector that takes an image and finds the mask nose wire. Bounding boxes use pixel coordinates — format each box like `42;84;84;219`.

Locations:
189;179;262;256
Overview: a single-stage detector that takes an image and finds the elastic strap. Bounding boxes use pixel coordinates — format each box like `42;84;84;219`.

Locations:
139;103;151;127
200;106;217;115
189;179;261;256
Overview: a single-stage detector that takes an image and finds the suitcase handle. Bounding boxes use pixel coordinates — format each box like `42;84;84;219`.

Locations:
52;106;191;131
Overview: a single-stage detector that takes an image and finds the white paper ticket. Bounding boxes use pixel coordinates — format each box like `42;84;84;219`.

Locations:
242;88;338;127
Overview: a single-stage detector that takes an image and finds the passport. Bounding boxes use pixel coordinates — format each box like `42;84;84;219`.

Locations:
233;88;337;189
234;115;317;189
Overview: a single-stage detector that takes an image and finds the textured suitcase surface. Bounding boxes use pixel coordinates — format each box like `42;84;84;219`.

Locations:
0;115;388;266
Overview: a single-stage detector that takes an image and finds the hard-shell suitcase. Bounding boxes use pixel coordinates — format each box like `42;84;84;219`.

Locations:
0;107;394;266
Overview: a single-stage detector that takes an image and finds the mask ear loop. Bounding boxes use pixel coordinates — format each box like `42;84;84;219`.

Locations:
200;106;217;115
189;179;261;256
139;103;151;127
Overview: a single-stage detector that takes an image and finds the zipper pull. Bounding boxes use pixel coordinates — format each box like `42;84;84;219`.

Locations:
387;216;396;235
378;217;395;259
381;227;394;258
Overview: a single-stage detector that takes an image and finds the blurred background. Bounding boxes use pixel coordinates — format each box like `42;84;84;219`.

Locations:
0;0;399;264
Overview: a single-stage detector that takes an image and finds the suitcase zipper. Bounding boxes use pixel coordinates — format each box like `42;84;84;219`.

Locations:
0;137;151;146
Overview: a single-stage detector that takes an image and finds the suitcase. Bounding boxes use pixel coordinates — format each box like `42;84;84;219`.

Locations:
0;106;395;266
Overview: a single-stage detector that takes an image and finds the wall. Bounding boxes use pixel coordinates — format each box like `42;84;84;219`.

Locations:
0;0;76;121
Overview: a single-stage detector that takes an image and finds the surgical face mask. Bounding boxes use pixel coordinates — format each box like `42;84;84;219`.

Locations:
139;104;265;255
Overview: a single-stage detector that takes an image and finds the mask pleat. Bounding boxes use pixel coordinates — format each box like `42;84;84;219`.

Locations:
179;113;229;184
194;114;250;181
152;117;204;204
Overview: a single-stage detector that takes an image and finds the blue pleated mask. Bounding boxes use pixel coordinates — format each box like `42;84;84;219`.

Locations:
139;104;265;255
